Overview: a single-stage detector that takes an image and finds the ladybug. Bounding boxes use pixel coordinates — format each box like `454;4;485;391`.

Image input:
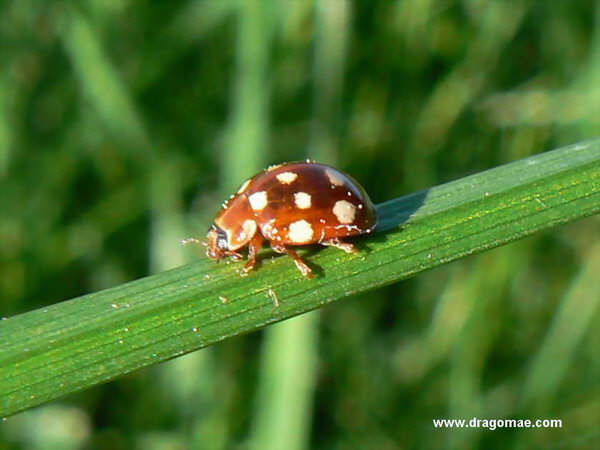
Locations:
205;161;377;278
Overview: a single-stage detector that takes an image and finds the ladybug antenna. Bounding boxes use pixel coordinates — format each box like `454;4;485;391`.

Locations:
180;237;203;246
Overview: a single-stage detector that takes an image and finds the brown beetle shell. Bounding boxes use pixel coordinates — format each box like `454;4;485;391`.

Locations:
206;162;377;277
243;163;375;243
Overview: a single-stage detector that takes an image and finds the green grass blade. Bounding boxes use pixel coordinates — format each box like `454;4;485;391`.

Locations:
248;2;349;447
521;241;600;410
1;139;599;417
249;316;318;450
227;1;274;447
222;0;271;192
60;6;149;150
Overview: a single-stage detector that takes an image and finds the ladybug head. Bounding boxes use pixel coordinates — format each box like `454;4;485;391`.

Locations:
207;194;258;260
206;224;229;260
206;217;257;260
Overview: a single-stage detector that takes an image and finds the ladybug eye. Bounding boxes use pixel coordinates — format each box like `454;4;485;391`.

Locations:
208;224;230;250
215;226;229;250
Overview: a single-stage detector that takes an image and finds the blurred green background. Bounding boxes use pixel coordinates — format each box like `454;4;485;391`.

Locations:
1;0;599;449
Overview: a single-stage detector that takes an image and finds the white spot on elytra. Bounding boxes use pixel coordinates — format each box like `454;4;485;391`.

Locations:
238;219;257;241
294;192;311;209
276;171;298;184
237;179;251;193
333;200;356;224
325;168;344;186
288;219;314;243
248;191;268;211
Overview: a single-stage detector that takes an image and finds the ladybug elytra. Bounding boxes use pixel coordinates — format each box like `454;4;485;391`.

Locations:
205;161;377;278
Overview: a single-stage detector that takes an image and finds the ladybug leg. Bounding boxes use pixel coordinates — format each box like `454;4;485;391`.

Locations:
321;238;358;254
223;250;243;261
243;234;264;273
219;250;243;261
271;243;314;279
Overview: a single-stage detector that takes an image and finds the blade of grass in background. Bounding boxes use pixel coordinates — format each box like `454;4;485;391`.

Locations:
223;0;271;192
136;0;235;91
249;2;350;448
515;242;600;449
407;0;529;188
226;1;274;448
446;246;517;449
61;6;149;152
0;139;598;418
521;242;600;410
0;73;13;176
249;314;318;450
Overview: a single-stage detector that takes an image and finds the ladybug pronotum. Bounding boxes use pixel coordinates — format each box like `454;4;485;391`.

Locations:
205;161;377;278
